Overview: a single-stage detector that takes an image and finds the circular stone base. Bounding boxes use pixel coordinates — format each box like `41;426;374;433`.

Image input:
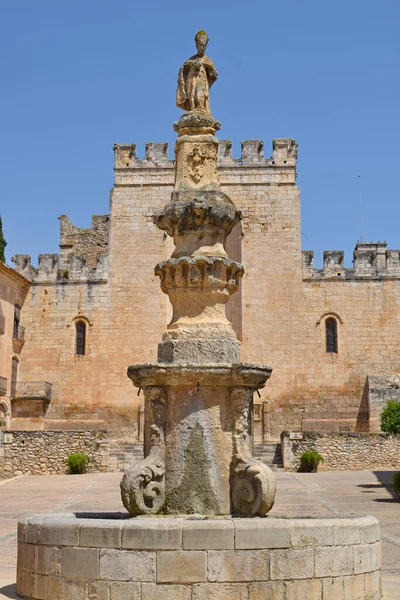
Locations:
16;514;382;599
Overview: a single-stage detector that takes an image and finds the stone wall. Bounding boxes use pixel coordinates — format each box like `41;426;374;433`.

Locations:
281;431;400;471
16;514;382;600
0;430;110;477
11;137;400;439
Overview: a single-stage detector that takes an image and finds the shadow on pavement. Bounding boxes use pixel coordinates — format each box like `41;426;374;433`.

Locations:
359;470;399;501
0;583;17;599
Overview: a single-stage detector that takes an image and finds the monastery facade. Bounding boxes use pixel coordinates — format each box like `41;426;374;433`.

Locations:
5;137;400;440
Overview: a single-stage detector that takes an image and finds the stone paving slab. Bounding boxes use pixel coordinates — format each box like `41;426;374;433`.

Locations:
0;470;399;598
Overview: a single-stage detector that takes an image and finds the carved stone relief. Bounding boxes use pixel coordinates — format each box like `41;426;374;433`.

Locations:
230;387;276;516
120;386;166;515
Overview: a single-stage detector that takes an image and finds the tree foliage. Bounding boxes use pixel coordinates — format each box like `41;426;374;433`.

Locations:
380;400;400;435
0;215;6;262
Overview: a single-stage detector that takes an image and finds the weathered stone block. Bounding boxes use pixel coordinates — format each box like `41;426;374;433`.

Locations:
48;575;85;600
333;520;361;545
285;579;322;600
35;545;61;575
358;516;381;543
208;550;269;582
370;541;382;571
23;517;45;544
41;519;80;547
364;570;382;599
61;547;100;579
17;543;35;572
182;521;233;550
109;581;141;600
270;548;314;580
322;577;344;600
122;520;182;550
84;581;110;600
32;573;49;600
16;570;32;598
289;519;334;547
100;549;156;582
80;520;122;549
353;543;373;574
157;550;207;583
142;583;191;600
192;582;248;600
248;581;285;599
314;545;353;577
234;519;290;549
343;573;365;600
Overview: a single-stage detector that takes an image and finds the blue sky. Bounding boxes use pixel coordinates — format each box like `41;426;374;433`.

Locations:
0;0;399;267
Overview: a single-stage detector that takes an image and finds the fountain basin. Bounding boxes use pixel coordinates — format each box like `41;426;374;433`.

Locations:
16;514;382;599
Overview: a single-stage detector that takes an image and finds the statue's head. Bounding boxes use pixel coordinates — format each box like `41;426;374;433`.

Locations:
195;30;209;56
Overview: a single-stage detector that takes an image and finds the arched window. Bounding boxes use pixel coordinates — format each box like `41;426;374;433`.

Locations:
325;317;338;353
75;321;86;355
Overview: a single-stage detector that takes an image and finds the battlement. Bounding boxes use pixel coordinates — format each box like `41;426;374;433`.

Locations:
11;252;108;284
12;214;110;284
113;138;297;169
302;241;400;280
59;214;109;270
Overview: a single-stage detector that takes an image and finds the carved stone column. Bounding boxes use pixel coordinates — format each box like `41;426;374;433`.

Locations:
121;32;276;517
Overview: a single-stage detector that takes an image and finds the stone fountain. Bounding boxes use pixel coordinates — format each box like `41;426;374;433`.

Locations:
120;27;276;520
16;31;383;600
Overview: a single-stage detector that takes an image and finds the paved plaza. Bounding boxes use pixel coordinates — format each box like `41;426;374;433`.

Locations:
0;470;398;599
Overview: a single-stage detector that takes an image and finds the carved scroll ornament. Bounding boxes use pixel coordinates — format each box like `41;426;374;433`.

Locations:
120;386;166;515
230;387;276;516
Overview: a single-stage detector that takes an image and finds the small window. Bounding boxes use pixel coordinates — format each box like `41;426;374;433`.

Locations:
75;321;86;355
13;305;21;339
325;317;338;353
11;357;18;397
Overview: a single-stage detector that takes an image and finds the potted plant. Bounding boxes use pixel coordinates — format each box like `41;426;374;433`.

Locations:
66;452;89;474
299;450;324;473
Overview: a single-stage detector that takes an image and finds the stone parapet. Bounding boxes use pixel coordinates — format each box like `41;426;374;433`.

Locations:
11;252;108;283
302;242;400;280
113;139;298;187
17;514;382;599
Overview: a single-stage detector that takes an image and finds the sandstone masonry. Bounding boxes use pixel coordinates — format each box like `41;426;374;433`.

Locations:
8;138;400;439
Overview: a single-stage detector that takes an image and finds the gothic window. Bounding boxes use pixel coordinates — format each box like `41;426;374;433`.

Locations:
325;317;338;353
75;321;86;355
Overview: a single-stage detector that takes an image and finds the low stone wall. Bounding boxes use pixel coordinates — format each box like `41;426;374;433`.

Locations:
281;431;400;471
0;430;110;477
17;514;382;600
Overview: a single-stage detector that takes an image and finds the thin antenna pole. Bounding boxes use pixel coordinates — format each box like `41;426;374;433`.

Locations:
358;175;363;243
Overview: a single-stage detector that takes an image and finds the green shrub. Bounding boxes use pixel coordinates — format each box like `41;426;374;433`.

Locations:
66;453;89;474
380;400;400;435
299;450;324;473
393;472;400;500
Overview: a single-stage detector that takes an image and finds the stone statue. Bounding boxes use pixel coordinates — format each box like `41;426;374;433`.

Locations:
176;30;218;115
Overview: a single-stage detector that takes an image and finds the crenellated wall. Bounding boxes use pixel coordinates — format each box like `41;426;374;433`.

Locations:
302;242;400;280
11;136;400;440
